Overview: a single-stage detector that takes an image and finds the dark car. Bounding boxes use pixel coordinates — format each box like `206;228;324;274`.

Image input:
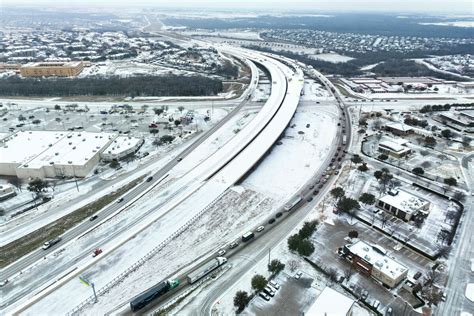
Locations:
89;215;98;221
275;212;283;218
117;197;124;203
146;176;153;182
268;218;276;224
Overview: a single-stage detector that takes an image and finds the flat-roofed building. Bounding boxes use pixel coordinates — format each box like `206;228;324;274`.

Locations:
20;61;84;77
378;136;411;158
385;122;415;137
101;136;144;161
377;189;430;221
0;131;115;179
0;63;21;73
343;240;408;288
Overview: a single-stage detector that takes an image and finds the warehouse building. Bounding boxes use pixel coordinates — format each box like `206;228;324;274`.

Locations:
343;240;408;288
20;61;84;77
0;131;115;179
377;189;430;221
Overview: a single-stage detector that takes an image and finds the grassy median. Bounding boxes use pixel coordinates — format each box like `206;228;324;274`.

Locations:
0;177;142;269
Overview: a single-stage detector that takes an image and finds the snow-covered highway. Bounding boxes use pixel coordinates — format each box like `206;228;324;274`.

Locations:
5;47;304;315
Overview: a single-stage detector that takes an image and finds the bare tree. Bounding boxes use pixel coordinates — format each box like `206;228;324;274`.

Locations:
453;191;466;203
327;268;339;283
424;269;441;288
437;245;452;259
422;286;443;307
343;268;353;282
7;177;23;192
288;259;300;273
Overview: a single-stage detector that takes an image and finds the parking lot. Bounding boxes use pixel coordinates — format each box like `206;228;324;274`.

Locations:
244;273;321;316
309;217;430;315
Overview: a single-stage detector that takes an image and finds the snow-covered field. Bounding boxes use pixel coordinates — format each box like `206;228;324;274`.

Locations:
78;60;186;78
243;100;338;202
419;21;474;28
309;53;354;63
183;30;263;41
301;79;332;100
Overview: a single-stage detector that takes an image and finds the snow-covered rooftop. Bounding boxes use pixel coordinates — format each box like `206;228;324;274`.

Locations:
385;121;414;132
379;189;430;215
347;240;408;280
306;286;354;316
102;136;143;157
0;131;115;169
379;135;409;153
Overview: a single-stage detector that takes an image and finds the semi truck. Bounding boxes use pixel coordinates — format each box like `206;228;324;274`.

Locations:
129;279;179;312
186;257;227;284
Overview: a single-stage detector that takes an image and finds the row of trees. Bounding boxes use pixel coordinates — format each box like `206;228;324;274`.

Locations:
233;258;286;312
0;75;223;97
287;220;318;256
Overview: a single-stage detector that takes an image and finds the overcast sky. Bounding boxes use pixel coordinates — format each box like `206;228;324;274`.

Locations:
3;0;474;14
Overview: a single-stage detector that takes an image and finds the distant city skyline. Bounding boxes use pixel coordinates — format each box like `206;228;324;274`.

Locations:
3;0;474;15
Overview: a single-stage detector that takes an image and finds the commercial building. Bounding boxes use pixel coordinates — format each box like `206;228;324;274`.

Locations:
20;61;84;77
378;136;411;158
305;287;355;316
343;240;408;288
0;63;20;73
377;189;430;221
101;136;144;161
384;122;414;137
0;131;115;179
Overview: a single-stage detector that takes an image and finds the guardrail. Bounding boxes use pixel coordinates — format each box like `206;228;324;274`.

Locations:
66;191;227;316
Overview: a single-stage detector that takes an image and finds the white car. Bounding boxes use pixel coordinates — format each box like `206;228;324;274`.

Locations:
295;271;303;279
217;249;226;256
259;292;270;301
372;300;380;309
256;225;264;232
269;280;280;290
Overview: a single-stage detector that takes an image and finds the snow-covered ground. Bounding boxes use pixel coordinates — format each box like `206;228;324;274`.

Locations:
243;100;338;202
309;53;354;63
78;60;187;78
183;30;263;41
6;75;335;314
301;79;332;100
3;102;261;313
0;108;229;245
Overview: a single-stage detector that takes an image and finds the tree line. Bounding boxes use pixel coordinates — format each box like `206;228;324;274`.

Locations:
0;75;223;97
244;45;469;81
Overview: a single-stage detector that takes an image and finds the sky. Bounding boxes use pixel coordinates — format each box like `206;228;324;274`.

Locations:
3;0;474;15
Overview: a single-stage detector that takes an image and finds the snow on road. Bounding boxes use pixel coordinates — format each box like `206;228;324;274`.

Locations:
25;187;274;315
